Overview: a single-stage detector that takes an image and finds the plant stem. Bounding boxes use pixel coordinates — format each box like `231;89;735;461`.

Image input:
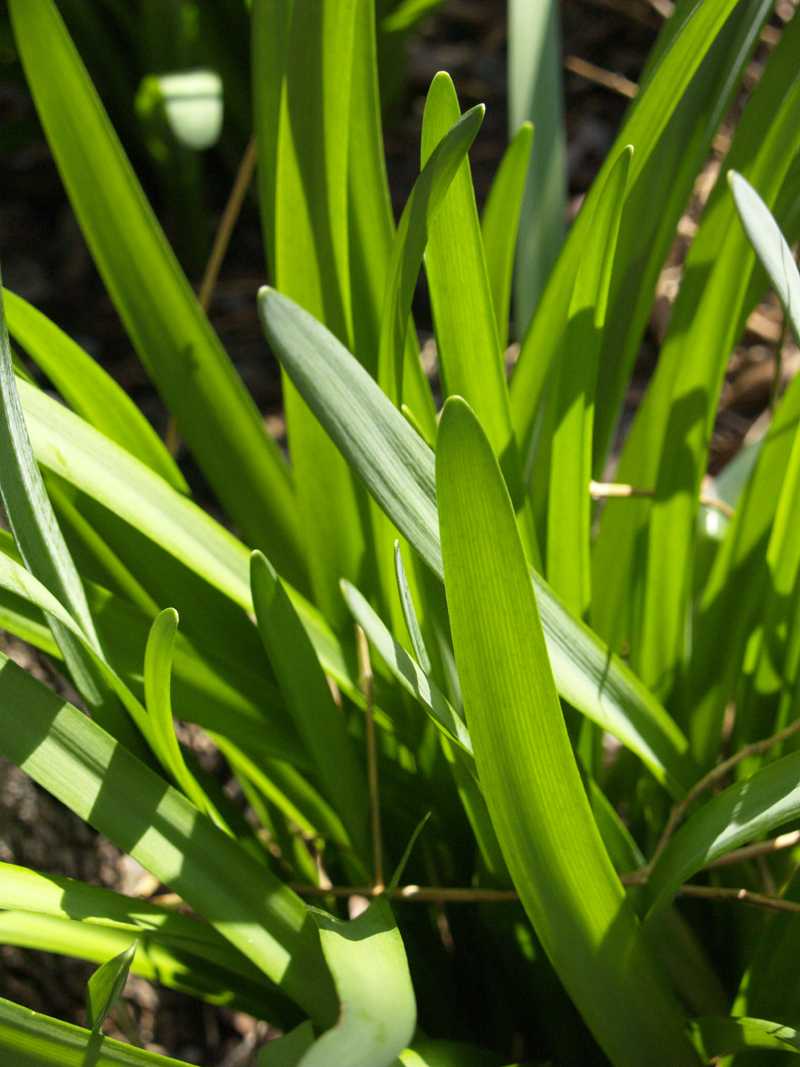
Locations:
676;884;800;915
290;884;520;903
165;136;258;456
641;716;800;879
589;481;734;518
197;136;258;312
357;626;383;891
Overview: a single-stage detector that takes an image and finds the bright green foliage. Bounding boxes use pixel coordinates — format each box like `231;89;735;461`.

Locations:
0;0;800;1064
546;144;631;614
85;941;138;1033
436;398;699;1067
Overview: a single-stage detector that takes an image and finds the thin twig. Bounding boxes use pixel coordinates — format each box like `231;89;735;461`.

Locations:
704;830;800;871
357;625;383;892
165;136;258;456
677;884;800;915
197;135;258;312
564;56;638;99
590;481;734;519
643;716;800;878
771;317;788;415
289;884;519;903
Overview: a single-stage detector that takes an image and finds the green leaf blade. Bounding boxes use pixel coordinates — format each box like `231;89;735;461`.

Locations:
4;290;188;494
378;94;484;408
251;551;370;864
690;1016;800;1059
480;122;533;350
420;74;519;495
645;747;800;918
546;145;631;616
260;288;698;795
0;653;339;1026
9;0;304;585
730;169;800;343
85;940;138;1032
299;897;416;1067
436;396;700;1067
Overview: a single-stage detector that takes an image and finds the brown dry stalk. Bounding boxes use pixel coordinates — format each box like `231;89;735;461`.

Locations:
589;480;734;518
703;829;800;870
677;884;800;915
198;135;258;312
166;136;258;455
357;625;383;892
564;56;638;98
639;716;800;880
289;884;519;903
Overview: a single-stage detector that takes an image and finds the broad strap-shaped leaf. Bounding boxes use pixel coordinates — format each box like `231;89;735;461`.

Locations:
260;287;699;796
8;0;304;587
46;474;161;617
0;908;284;1021
687;358;800;765
256;0;367;629
510;0;770;472
421;74;526;516
394;543;432;674
729;867;800;1061
85;940;138;1032
144;608;229;830
0;994;194;1067
592;13;800;704
3;289;188;493
507;0;566;330
480;122;533;350
18;377;253;610
0;526;307;772
377;95;484;408
436;397;699;1067
399;1040;506;1067
689;1017;800;1059
341;579;473;758
730;170;800;343
546;145;631;616
261;287;440;577
645;746;800;918
258;1022;316;1067
298;897;416;1067
251;551;370;865
0;281;140;748
0;861;289;995
0;651;339;1026
342;578;509;881
380;0;448;32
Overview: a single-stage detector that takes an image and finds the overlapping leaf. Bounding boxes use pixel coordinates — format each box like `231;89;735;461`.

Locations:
260;287;698;795
436;397;699;1067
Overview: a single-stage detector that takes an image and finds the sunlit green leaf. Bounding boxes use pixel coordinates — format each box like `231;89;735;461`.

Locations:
0;652;338;1025
85;940;137;1032
3;289;187;494
9;0;304;585
730;169;800;343
251;550;370;865
299;897;416;1067
436;397;699;1067
645;746;800;918
480;122;533;350
0;994;192;1067
689;1016;800;1059
260;288;698;796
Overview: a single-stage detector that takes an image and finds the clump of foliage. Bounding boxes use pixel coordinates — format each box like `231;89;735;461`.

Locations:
0;0;799;1065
